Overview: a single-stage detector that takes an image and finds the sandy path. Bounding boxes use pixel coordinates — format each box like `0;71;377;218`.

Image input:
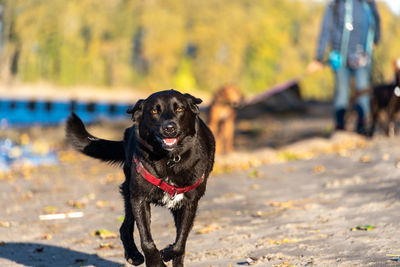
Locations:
1;136;400;267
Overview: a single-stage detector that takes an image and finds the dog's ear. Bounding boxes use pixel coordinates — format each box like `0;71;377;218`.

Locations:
184;93;202;114
127;99;144;121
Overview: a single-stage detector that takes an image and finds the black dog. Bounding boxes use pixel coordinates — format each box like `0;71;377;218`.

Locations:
369;59;400;137
66;90;215;267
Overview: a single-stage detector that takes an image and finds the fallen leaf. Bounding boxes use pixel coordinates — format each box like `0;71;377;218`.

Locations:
249;170;262;178
278;151;299;161
41;234;52;240
0;222;11;228
196;224;220;234
253;211;264;217
359;155;372;163
44;206;57;214
85;193;96;200
92;229;118;239
265;198;314;210
275;262;293;267
96;200;108;208
268;238;298;245
20;191;34;201
266;201;292;208
351;225;376;231
97;242;115;250
251;184;260;190
117;216;125;222
67;200;85;209
313;165;326;173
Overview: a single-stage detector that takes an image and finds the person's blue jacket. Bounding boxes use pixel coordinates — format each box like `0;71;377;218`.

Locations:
316;0;381;63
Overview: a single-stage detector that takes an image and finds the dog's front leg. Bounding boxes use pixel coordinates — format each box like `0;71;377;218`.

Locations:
222;116;235;153
132;199;166;267
161;201;198;266
120;178;144;266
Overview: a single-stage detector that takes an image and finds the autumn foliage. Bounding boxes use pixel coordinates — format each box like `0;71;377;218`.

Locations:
0;0;399;99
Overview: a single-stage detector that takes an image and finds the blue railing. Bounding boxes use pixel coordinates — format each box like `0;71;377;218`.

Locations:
0;99;132;127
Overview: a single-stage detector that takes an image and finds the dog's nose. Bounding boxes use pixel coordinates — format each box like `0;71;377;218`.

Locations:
162;122;177;136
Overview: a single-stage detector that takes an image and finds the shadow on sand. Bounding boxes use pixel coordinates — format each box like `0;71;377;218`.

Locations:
0;242;122;267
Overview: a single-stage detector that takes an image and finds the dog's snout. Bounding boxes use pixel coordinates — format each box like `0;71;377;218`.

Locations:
162;122;177;136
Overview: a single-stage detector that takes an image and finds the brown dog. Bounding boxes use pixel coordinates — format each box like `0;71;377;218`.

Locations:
208;84;243;154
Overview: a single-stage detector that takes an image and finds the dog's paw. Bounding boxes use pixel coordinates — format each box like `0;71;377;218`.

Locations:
160;244;183;262
125;250;144;266
160;245;174;262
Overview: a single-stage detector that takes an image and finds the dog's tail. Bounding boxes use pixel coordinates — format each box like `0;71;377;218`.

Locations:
65;113;125;165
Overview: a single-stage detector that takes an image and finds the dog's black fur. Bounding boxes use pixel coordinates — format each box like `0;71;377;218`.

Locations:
66;90;215;267
369;62;400;137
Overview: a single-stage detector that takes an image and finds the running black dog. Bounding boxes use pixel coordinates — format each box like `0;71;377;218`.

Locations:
369;59;400;137
66;90;215;267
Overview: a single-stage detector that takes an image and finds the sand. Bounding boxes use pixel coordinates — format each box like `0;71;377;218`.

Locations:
1;131;400;266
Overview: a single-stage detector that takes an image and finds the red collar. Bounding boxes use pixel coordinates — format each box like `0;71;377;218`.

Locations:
133;157;204;199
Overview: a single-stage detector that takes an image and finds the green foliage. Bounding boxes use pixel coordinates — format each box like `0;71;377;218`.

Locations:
0;0;399;99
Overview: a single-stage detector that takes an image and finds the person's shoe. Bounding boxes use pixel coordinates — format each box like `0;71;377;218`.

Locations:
335;109;346;130
356;120;367;136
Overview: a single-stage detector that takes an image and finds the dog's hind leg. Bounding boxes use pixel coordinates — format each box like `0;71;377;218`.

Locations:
161;202;199;267
120;173;144;266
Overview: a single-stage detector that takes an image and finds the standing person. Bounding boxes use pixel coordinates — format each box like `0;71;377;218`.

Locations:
308;0;381;134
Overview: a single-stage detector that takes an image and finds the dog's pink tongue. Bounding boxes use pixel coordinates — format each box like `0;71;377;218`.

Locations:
163;138;177;146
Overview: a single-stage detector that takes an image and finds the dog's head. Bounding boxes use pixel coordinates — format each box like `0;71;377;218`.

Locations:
214;84;243;107
127;90;202;152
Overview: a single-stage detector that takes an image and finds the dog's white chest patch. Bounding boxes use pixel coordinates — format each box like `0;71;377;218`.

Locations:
161;193;184;209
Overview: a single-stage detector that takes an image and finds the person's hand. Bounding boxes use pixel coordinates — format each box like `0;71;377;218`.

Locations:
307;60;324;73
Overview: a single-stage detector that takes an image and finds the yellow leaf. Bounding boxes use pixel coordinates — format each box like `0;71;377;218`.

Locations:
313;165;325;173
92;229;118;239
196;224;220;234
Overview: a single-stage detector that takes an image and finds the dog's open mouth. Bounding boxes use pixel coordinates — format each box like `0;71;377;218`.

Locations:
156;136;180;150
163;138;178;147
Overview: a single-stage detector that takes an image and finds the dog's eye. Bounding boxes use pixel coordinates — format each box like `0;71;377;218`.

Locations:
176;107;184;112
151;109;158;114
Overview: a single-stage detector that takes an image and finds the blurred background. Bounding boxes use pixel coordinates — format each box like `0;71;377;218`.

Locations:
0;0;399;171
0;0;398;99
